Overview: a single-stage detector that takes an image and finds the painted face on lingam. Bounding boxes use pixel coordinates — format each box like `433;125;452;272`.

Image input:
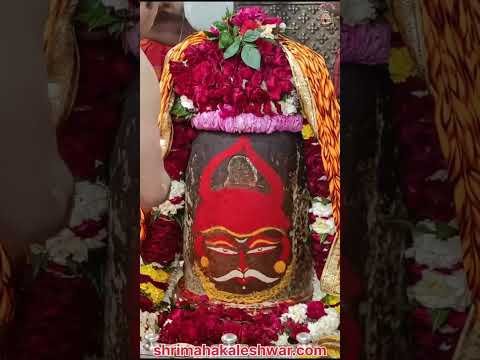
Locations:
192;137;292;297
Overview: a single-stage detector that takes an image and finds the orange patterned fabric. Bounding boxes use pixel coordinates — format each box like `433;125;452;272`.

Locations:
0;244;14;326
140;208;146;243
278;35;340;242
421;1;480;300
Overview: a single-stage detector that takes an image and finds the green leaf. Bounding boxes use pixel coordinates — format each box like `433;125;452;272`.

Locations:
219;31;234;49
320;233;328;243
241;44;261;70
223;38;241;59
242;30;261;43
204;31;219;40
170;97;195;120
232;26;239;36
431;308;450;332
213;21;227;31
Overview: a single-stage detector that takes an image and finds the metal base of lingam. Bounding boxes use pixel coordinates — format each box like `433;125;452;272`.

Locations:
173;277;313;313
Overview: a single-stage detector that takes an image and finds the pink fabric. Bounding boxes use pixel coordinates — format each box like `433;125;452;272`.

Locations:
341;23;391;64
191;111;303;134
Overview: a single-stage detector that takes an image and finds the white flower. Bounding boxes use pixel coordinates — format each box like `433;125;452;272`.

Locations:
271;333;290;346
180;95;195;110
341;0;377;25
102;0;128;10
405;232;462;269
46;229;89;265
427;169;449;182
153;200;183;217
169;180;186;199
280;313;289;324
140;311;159;340
260;24;276;39
279;23;287;32
411;90;430;98
279;96;298;115
30;244;46;255
312;270;326;301
84;229;107;250
407;269;471;311
286;303;308;324
307;308;340;341
309;199;333;218
69;181;108;227
416;219;436;232
439;342;452;351
310;217;336;235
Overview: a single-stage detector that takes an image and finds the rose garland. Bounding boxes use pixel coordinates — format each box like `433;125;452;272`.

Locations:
389;32;471;360
168;7;301;129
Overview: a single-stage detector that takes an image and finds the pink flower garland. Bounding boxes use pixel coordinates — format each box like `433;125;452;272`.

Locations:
192;111;303;134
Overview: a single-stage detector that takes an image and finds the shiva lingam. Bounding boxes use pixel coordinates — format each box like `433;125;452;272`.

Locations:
177;132;312;309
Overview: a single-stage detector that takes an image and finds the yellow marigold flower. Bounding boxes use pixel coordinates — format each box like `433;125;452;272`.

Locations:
302;124;314;140
323;294;340;306
389;47;417;83
140;282;165;305
140;264;169;283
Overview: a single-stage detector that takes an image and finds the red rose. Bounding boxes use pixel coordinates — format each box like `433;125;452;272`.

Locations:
306;301;326;320
285;320;309;342
264;16;282;25
240;19;259;34
140;295;154;312
70;218;106;238
250;88;269;103
141;216;180;265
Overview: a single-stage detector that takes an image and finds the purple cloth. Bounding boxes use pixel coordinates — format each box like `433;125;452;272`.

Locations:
192;111;303;134
341;22;391;64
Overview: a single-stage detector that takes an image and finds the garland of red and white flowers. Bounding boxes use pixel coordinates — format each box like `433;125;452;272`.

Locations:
389;30;471;360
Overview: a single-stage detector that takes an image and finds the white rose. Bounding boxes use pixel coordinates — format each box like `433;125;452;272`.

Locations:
408;269;471;311
70;181;108;227
341;0;377;26
46;229;89;265
310;217;336;235
405;232;462;269
169;180;186;199
154;200;180;216
180;95;195;110
307;309;339;341
309;199;333;218
286;303;308;324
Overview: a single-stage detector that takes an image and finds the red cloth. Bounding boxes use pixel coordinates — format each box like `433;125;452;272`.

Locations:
140;39;172;80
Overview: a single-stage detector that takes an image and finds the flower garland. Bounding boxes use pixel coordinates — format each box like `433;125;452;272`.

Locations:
140;264;340;357
389;31;471;360
168;7;300;127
